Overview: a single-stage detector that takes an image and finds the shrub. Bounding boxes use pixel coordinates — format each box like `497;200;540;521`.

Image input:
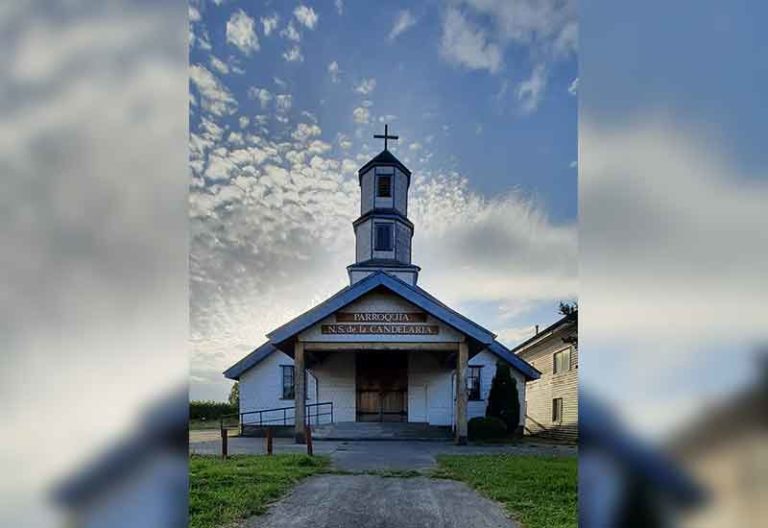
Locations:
468;416;508;440
486;362;520;432
190;400;238;421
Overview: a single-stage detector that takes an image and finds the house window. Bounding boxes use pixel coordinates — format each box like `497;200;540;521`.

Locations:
467;366;482;400
552;398;563;423
374;223;393;251
377;174;392;197
553;348;571;375
281;365;294;399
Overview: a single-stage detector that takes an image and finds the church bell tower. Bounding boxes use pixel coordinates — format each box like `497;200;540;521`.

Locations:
347;125;420;286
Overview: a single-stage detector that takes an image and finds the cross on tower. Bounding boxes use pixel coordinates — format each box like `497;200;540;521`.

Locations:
374;124;399;151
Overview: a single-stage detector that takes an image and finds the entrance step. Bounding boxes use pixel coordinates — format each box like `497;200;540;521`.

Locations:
311;422;452;441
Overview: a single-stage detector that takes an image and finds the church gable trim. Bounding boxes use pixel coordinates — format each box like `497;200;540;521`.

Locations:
223;341;278;380
266;271;497;346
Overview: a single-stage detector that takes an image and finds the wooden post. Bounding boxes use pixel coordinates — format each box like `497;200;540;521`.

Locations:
294;341;306;444
306;424;313;456
455;342;468;445
221;426;228;459
266;427;273;455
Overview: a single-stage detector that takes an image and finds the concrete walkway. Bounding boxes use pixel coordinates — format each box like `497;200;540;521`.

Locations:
245;474;518;528
190;437;575;527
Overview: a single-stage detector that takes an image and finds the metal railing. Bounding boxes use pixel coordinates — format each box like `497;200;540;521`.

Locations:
222;401;334;434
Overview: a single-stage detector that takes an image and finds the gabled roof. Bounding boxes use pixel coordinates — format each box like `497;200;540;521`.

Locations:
510;313;576;357
225;271;540;381
267;271;495;345
487;341;542;381
358;149;411;179
223;342;278;380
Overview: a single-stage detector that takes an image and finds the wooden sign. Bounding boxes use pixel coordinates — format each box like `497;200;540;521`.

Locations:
321;324;439;335
335;312;428;323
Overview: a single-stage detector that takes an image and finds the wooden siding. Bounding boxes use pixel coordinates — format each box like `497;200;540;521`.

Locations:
517;326;578;441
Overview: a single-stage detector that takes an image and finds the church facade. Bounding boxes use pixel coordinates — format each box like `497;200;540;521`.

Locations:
224;128;540;444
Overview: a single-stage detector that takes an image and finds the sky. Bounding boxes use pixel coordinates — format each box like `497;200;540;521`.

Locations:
579;0;768;441
189;0;579;401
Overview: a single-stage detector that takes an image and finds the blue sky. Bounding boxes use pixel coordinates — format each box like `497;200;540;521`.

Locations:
189;0;578;401
191;0;577;216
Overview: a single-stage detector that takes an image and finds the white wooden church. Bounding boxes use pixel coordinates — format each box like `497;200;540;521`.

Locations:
224;126;540;444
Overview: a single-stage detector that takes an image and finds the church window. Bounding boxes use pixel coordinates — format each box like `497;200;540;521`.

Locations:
553;348;571;374
467;366;482;400
374;223;393;251
281;365;294;399
552;398;563;423
377;174;392;197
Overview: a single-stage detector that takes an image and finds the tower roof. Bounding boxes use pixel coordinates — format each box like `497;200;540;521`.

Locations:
358;149;411;180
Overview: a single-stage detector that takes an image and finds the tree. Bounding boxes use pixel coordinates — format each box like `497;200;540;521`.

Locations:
485;362;520;433
559;301;578;347
228;381;240;407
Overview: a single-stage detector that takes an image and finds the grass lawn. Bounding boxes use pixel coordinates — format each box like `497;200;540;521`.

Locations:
189;455;329;528
434;455;577;528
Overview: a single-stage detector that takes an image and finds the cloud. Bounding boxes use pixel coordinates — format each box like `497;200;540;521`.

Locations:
581;117;768;344
282;45;304;63
335;0;344;16
189;5;201;23
291;122;322;142
354;78;376;95
328;60;340;82
389;10;416;40
209;55;229;75
516;64;547;113
496;326;536;346
280;21;301;42
440;1;576;111
260;15;279;37
440;8;502;73
568;77;578;95
353;106;370;124
189;64;237;116
275;94;293;113
293;5;319;30
226;9;259;55
247;86;273;109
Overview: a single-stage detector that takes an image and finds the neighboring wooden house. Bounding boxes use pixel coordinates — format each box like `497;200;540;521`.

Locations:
512;312;578;441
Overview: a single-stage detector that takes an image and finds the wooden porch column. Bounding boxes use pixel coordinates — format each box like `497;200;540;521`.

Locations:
455;341;468;445
294;341;306;444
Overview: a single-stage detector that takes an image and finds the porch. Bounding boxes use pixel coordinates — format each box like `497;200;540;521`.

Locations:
293;341;470;444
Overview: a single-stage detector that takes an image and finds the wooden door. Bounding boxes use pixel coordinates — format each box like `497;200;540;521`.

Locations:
356;351;407;422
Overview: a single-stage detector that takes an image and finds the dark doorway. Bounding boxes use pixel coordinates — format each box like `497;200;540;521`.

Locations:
356;351;408;422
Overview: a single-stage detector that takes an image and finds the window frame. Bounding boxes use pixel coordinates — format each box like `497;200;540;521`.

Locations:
552;397;563;424
373;222;394;252
376;173;392;198
553;347;572;375
281;365;295;400
467;366;482;401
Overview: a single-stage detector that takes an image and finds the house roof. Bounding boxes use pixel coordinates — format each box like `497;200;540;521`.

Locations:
224;271;540;381
223;342;279;380
358;149;411;179
510;313;576;357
